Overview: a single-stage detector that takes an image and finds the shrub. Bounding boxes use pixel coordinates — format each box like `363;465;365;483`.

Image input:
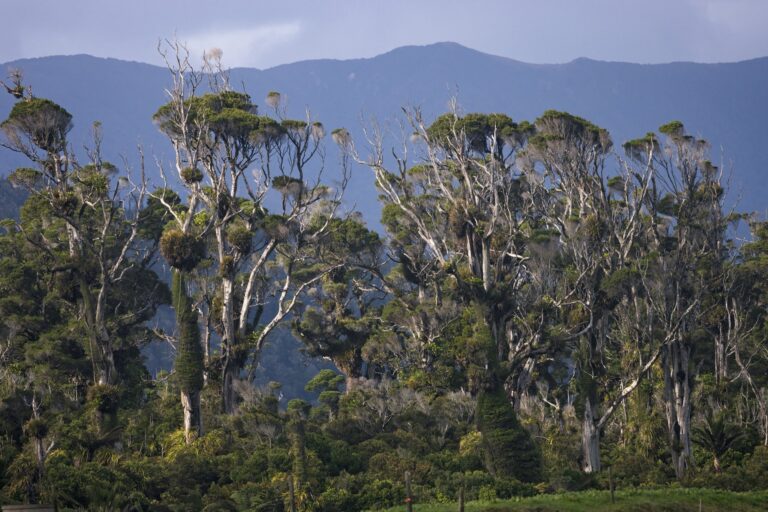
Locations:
318;486;356;511
356;479;405;510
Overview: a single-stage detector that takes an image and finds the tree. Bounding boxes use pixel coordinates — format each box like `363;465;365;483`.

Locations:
729;222;768;445
292;216;384;390
2;93;167;388
1;82;167;500
304;369;345;419
521;112;683;473
624;121;728;478
0;210;90;502
521;111;618;473
153;41;349;414
169;265;205;443
353;106;551;479
693;412;745;473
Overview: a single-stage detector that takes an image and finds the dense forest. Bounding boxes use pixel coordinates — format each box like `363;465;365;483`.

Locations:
1;48;768;511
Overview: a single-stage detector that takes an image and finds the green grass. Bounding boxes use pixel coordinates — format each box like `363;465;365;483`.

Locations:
376;488;768;511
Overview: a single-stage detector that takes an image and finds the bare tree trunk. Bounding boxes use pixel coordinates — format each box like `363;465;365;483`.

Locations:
200;305;211;385
33;436;45;478
80;278;117;386
582;397;601;473
577;327;604;474
180;389;202;443
714;328;727;390
756;388;768;446
221;273;238;414
288;476;297;512
221;276;236;344
95;341;116;386
222;357;237;414
509;357;535;412
345;375;359;393
481;237;491;292
28;396;49;503
663;340;694;479
761;388;768;446
94;310;117;386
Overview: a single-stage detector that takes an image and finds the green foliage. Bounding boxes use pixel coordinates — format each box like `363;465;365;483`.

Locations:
181;166;204;184
139;188;181;242
1;97;72;152
357;479;406;510
23;418;48;439
317;485;356;511
426;112;528;155
533;110;612;153
692;412;747;472
172;270;204;394
376;489;768;512
305;369;345;393
331;127;351;146
87;384;120;414
160;229;205;271
7;167;42;189
0;178;28;221
659;120;685;137
287;399;311;419
477;390;542;483
226;223;252;254
622;132;659;161
272;175;304;197
281;119;308;133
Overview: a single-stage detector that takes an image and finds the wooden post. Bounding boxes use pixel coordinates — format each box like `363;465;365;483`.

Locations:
405;470;413;512
458;475;465;512
288;474;297;512
608;465;615;504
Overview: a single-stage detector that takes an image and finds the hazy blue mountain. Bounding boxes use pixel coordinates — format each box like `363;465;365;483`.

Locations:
2;43;767;399
2;42;767;224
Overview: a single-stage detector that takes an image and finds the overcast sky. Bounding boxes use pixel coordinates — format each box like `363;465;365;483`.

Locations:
2;0;767;68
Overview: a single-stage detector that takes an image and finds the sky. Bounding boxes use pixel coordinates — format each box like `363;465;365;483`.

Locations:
1;0;767;68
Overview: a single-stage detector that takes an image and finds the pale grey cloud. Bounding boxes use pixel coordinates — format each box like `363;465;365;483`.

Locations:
1;0;766;67
182;22;303;68
703;0;768;31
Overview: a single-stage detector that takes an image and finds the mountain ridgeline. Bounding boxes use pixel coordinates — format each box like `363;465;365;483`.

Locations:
2;43;767;225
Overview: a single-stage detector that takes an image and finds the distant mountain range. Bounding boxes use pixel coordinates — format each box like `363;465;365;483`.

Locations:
2;42;767;225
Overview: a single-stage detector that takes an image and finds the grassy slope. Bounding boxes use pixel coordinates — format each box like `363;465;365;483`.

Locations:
377;489;768;512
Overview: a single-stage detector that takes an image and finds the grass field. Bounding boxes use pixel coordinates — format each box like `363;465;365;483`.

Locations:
376;488;768;511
